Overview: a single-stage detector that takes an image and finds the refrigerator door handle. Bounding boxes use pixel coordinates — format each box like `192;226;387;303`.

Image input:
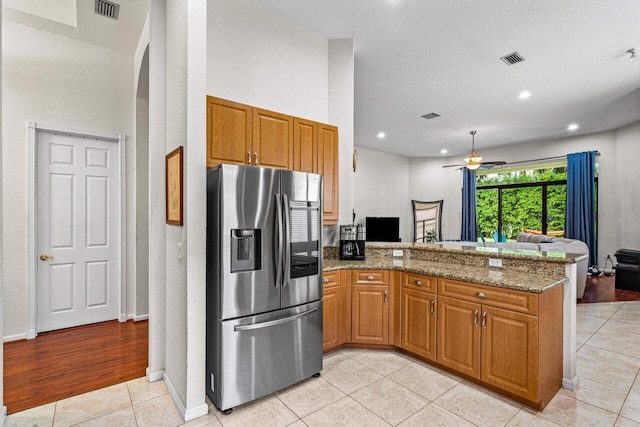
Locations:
282;194;291;287
234;308;318;331
275;194;284;287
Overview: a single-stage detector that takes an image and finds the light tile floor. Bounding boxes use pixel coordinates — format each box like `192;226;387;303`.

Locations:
6;301;640;426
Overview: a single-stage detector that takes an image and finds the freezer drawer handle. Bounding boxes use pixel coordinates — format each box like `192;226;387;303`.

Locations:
234;308;318;332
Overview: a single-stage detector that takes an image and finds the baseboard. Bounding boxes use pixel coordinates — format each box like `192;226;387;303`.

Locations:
26;329;36;339
3;333;27;343
119;313;127;322
562;376;580;391
129;314;149;322
163;372;187;420
2;405;7;424
146;367;165;383
162;372;208;422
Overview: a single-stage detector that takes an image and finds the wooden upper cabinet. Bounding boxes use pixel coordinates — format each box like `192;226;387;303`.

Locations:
252;108;293;170
293;118;317;173
318;123;339;224
206;96;252;167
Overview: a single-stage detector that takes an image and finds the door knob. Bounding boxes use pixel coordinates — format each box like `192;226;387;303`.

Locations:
40;254;54;261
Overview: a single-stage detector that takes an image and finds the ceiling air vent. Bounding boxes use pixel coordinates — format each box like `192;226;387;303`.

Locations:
95;0;120;20
500;51;525;65
421;113;440;120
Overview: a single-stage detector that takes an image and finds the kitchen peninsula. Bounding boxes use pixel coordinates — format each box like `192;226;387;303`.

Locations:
322;242;585;410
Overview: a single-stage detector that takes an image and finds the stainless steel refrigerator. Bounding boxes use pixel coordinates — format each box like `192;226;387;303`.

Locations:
206;164;323;413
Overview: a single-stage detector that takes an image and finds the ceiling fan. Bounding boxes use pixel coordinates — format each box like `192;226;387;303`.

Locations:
442;131;507;170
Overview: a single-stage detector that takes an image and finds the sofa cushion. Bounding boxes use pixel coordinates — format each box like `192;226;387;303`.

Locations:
538;242;589;254
484;242;540;250
516;232;554;243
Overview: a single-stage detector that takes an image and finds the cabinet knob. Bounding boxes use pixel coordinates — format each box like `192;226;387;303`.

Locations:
323;278;330;283
366;275;374;281
415;280;422;286
476;292;486;298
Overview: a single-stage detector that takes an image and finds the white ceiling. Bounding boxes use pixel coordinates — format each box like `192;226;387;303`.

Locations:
6;1;639;159
248;0;640;158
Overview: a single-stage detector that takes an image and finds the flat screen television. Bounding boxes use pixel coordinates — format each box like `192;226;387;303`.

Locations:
365;217;400;242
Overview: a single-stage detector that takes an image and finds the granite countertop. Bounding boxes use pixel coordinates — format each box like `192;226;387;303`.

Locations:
323;257;565;293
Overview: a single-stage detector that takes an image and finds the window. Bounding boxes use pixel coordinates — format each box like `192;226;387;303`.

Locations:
476;164;570;241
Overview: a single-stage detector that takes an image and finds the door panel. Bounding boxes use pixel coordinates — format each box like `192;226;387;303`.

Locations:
206;97;252;167
482;306;539;401
219;165;281;319
401;288;436;361
351;285;389;344
37;131;119;332
253;108;293;169
213;301;322;411
436;296;481;378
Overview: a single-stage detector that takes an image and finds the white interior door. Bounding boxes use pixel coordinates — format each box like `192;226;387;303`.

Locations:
36;131;119;333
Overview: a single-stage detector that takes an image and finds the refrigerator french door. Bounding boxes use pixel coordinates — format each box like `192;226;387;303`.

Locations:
206;164;323;413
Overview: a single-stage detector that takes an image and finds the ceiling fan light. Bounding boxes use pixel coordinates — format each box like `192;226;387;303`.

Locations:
466;163;481;170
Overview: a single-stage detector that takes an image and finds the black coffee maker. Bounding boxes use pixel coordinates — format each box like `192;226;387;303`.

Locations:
339;224;365;261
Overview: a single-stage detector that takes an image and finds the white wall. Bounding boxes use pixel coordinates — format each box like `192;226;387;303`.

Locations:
207;0;328;122
328;39;355;245
2;20;135;338
614;121;640;253
354;147;411;242
1;4;5;420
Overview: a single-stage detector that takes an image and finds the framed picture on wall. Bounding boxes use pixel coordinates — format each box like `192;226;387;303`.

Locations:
166;146;183;226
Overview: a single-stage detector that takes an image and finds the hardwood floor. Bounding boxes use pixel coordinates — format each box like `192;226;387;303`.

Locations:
3;319;148;414
579;274;640;303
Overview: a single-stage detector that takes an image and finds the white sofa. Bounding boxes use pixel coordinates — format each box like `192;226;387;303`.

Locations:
441;232;590;298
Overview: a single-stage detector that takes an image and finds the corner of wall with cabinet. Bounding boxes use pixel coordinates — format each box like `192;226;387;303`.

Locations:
206;96;339;226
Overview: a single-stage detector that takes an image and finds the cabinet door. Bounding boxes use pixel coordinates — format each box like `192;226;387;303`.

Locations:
318;123;339;225
293;118;317;173
401;288;436;361
481;306;539;401
206;97;252;167
252;108;293;169
322;284;341;352
351;284;389;344
436;296;481;378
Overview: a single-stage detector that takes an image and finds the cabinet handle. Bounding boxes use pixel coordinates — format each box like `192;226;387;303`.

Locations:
415;280;422;286
323;278;330;283
473;309;479;327
247;151;252;165
384;290;388;303
482;311;487;328
430;299;435;314
254;152;258;165
366;275;374;281
476;292;486;298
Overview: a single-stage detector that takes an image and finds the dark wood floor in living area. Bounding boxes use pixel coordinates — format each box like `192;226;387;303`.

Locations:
3;319;148;414
579;274;640;303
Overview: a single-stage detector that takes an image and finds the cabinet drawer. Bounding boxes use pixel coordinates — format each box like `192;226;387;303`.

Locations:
352;270;389;285
438;278;538;315
322;271;340;288
402;273;436;293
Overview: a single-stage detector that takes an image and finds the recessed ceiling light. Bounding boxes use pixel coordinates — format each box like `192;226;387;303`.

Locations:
518;91;531;99
440;149;448;154
567;123;579;131
377;132;386;138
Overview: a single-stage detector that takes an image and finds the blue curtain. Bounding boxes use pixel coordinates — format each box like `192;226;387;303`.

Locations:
461;168;477;241
565;151;597;266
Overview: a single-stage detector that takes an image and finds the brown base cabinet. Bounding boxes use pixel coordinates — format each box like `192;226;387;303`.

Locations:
322;271;349;352
321;268;563;410
351;270;390;345
400;273;437;361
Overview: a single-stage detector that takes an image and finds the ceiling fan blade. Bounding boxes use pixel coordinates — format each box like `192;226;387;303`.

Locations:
442;164;466;168
481;161;507;165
